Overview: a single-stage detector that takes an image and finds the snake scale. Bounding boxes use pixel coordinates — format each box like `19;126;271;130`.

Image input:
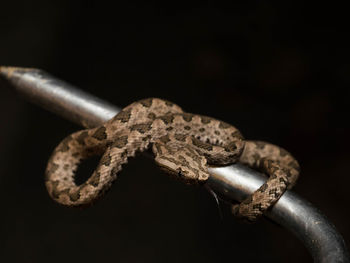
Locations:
45;98;300;222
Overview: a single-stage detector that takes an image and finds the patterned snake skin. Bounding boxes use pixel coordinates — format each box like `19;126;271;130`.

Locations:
45;98;300;222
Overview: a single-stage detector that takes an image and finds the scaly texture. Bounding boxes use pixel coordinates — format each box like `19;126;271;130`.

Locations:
45;98;300;221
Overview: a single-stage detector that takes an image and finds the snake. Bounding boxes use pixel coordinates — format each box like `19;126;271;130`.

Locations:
45;98;300;222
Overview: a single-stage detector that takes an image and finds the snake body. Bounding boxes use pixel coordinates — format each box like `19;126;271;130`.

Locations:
46;98;300;221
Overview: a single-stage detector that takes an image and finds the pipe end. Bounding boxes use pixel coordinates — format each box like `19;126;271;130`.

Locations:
0;66;40;79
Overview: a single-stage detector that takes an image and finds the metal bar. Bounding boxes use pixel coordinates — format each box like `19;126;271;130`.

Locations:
209;165;349;262
1;66;349;263
0;67;119;128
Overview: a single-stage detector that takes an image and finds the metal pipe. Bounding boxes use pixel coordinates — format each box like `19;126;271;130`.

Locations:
209;165;349;262
1;66;348;262
0;67;119;128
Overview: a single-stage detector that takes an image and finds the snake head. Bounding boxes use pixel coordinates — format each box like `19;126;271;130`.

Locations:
152;142;209;184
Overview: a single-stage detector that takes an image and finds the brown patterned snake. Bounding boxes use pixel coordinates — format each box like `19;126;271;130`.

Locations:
46;98;300;222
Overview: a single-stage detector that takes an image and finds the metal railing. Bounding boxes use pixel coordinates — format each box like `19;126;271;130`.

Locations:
1;66;348;262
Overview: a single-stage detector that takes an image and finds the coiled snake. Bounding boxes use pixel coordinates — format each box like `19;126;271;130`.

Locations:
45;98;300;222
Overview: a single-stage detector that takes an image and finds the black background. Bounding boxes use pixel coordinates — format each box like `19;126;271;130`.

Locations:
1;1;349;262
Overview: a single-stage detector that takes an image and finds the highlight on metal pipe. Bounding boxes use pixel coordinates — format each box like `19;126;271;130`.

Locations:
1;66;348;263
